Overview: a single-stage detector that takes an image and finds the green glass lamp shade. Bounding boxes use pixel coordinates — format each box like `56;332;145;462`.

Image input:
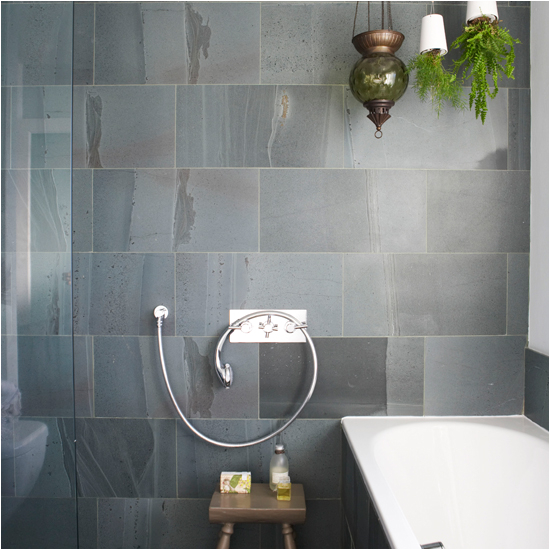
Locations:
349;53;408;104
349;30;408;137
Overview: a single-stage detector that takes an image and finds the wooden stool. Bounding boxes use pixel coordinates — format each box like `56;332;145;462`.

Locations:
209;483;306;549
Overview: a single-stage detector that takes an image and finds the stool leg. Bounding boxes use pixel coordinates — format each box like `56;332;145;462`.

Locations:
217;523;234;549
281;523;296;550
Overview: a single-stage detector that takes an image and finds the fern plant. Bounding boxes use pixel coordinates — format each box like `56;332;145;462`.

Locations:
451;18;520;123
407;50;466;117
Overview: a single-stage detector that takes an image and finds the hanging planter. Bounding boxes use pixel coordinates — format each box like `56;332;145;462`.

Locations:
407;13;465;117
451;1;520;123
349;1;408;138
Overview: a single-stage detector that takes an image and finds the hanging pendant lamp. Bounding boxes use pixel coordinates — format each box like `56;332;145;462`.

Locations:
349;1;408;138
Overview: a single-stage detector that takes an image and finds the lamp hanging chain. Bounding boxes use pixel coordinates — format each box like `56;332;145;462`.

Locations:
430;1;434;15
352;1;359;37
352;1;393;36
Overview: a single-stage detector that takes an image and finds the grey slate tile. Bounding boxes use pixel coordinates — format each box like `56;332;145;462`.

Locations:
72;170;93;252
75;418;177;498
1;497;77;548
508;88;531;171
507;253;529;335
72;86;175;169
524;348;549;430
10;87;72;170
1;3;73;86
259;338;387;418
16;336;74;417
344;253;507;336
176;85;343;168
97;498;226;549
94;2;260;85
72;252;175;336
14;252;72;336
176;253;342;337
427;170;530;253
386;337;424;415
93;336;259;420
344;86;508;169
20;417;74;498
73;3;94;85
74;336;93;418
93;168;258;252
424;336;525;415
260;169;426;253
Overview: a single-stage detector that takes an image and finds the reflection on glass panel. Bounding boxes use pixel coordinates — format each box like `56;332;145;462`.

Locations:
1;2;76;548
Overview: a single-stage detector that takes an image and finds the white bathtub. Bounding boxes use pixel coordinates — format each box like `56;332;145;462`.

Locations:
342;416;549;549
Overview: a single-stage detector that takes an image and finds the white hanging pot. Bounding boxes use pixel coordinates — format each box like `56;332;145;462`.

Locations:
419;14;448;55
465;1;498;24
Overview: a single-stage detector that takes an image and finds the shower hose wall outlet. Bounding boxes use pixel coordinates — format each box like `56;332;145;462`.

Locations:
154;306;318;448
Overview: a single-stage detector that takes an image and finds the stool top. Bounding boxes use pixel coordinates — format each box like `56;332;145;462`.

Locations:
209;483;306;524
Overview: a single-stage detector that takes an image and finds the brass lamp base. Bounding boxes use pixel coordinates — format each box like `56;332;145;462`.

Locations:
364;100;395;138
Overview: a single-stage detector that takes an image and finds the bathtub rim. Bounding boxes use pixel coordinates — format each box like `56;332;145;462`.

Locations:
341;414;549;549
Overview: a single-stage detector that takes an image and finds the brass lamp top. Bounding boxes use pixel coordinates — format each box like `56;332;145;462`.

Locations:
352;29;405;56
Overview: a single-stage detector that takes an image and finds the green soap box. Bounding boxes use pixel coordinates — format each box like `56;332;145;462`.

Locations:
220;471;251;494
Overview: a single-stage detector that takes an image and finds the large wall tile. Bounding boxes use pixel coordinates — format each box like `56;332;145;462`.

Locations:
344;254;507;336
1;3;73;86
424;336;525;415
72;170;93;252
176;253;342;337
72;86;175;168
75;418;177;498
1;88;10;169
94;3;260;85
1;497;77;549
72;252;175;336
260;338;387;418
10;86;72;169
176;85;343;167
508;88;531;171
97;498;236;549
3;170;71;253
345;86;508;169
386;337;424;415
93;169;258;252
260;169;426;253
427;170;530;252
16;336;74;417
13;252;72;336
524;348;549;430
18;417;74;498
74;336;93;417
94;336;258;420
260;2;424;86
507;253;529;335
73;3;94;85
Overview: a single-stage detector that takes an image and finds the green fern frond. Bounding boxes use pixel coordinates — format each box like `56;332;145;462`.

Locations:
406;51;466;117
451;18;520;124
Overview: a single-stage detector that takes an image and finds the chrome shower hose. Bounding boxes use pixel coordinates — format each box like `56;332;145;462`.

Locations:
154;307;318;448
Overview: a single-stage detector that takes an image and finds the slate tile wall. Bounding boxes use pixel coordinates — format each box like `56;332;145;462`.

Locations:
1;2;531;549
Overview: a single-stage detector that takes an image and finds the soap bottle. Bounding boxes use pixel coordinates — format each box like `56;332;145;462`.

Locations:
269;444;289;491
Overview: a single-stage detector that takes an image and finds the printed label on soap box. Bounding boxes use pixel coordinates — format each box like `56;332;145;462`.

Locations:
220;471;251;494
271;471;289;485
